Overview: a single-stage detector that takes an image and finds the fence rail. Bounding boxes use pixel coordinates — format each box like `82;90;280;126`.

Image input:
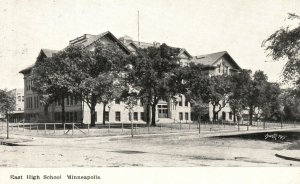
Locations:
0;120;299;137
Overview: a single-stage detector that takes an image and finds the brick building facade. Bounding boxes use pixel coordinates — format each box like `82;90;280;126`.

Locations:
20;31;240;124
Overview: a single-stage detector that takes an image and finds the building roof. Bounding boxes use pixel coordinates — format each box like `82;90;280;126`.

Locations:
19;49;58;74
122;39;193;58
41;49;58;57
192;51;241;69
69;31;131;54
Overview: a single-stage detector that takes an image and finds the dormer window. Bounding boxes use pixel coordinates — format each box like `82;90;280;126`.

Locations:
217;64;221;73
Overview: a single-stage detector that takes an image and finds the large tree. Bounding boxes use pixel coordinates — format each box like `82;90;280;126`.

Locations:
65;42;128;126
184;63;211;121
207;75;232;123
263;13;300;88
0;89;15;139
128;43;184;126
228;69;252;123
31;50;73;123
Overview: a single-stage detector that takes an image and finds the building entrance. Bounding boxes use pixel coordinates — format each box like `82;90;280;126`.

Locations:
158;105;168;118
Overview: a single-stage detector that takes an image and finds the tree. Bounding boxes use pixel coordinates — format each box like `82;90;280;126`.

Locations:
184;63;210;121
0;89;15;139
228;69;252;123
244;70;269;125
31;50;73;123
260;82;282;121
281;88;300;121
207;75;232;123
128;44;183;126
66;41;128;126
263;13;300;88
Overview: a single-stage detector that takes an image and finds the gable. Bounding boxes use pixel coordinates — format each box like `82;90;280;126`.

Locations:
212;53;240;70
71;31;131;54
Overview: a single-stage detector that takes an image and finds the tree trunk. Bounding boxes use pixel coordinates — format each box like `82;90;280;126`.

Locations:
212;105;216;124
90;94;97;127
146;103;150;125
61;95;65;124
249;106;253;125
151;103;157;126
233;110;236;124
102;103;106;125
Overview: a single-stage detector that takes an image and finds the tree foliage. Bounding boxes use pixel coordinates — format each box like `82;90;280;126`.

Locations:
65;41;128;126
127;43;183;126
228;69;252;123
263;13;300;86
0;89;15;118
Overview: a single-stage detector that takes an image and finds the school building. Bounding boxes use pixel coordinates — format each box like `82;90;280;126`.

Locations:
19;31;241;124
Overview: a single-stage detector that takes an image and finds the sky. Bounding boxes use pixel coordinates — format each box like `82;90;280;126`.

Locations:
0;0;299;90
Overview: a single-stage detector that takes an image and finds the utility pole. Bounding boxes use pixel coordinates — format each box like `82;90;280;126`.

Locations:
138;10;140;45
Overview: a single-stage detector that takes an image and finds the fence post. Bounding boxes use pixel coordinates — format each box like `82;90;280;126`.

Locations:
63;123;66;134
148;123;150;133
72;123;74;135
238;120;240;132
44;124;46;134
108;122;110;133
88;123;90;134
54;124;56;133
180;120;182;130
135;123;137;132
199;118;201;134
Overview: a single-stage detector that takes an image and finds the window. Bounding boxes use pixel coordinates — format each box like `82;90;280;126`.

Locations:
22;96;24;102
140;99;144;106
30;97;33;109
66;112;70;122
179;112;183;120
74;112;78;122
33;96;36;108
128;113;132;121
115;111;121;121
229;112;233;120
70;96;73;106
74;97;78;105
179;96;182;106
185;100;188;107
66;96;70;106
218;64;221;73
185;112;189;120
134;112;138;121
222;112;226;120
70;111;74;122
141;112;145;121
18;96;21;101
105;111;109;122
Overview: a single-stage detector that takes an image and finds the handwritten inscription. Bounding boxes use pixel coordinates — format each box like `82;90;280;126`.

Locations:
265;133;286;141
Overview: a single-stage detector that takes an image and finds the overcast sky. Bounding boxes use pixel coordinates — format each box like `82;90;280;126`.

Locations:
0;0;299;90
